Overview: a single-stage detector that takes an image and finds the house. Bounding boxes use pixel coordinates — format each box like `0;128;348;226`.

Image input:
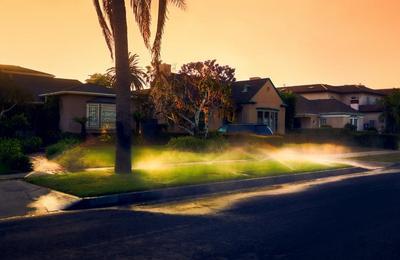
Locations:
228;78;286;134
294;95;363;130
280;84;387;131
40;84;117;133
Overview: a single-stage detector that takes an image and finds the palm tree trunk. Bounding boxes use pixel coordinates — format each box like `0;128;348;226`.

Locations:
111;0;132;174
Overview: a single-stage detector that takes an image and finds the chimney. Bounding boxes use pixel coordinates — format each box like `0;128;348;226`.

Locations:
159;63;172;76
249;77;261;80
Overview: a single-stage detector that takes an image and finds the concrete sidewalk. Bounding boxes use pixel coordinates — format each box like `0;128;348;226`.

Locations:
0;180;77;220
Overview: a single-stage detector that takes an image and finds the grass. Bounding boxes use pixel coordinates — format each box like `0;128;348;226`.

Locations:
27;159;346;197
352;152;400;163
54;144;266;171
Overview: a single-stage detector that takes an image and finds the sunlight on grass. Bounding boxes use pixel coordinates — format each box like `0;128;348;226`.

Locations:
27;159;347;197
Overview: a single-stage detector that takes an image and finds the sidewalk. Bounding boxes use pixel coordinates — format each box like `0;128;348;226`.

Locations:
0;180;77;220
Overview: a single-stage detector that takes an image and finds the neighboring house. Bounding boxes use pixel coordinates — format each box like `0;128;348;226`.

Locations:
229;78;286;134
294;95;363;130
280;84;387;131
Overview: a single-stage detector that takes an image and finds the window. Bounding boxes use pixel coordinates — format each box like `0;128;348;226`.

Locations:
256;109;278;132
86;103;116;130
369;120;375;128
320;118;327;127
87;104;100;129
100;104;116;129
350;117;358;127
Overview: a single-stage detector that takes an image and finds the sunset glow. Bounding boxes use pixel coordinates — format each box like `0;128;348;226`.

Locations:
1;0;399;87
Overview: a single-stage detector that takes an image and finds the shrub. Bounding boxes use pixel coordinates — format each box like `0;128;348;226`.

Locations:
46;137;81;158
320;125;332;128
344;123;357;132
20;136;42;154
167;135;228;152
0;138;23;162
0;138;32;173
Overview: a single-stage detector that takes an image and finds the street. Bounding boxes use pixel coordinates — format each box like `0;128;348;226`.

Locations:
1;171;400;259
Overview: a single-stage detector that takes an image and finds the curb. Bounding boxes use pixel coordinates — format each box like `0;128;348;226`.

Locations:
65;167;366;210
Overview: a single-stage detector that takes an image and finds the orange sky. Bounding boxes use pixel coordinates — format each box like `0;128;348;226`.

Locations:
1;0;399;88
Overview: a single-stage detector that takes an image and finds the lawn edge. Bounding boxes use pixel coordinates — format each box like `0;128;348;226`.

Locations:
64;167;366;210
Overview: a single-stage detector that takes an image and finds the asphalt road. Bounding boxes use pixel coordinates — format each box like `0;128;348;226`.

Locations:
1;171;400;259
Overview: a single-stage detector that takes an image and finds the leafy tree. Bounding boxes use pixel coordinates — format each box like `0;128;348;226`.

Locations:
280;91;296;131
93;0;185;174
85;73;113;87
152;60;235;138
381;90;400;133
0;73;31;119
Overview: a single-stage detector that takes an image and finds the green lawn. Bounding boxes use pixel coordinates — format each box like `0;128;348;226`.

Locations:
54;145;270;171
352;152;400;163
27;159;346;197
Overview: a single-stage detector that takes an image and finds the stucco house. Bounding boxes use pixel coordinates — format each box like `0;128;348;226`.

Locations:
228;78;286;134
280;84;387;131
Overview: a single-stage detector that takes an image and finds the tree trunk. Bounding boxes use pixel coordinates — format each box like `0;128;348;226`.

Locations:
111;0;132;174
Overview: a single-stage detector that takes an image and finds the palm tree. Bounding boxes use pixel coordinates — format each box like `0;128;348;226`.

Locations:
93;0;151;174
107;53;147;91
93;0;185;174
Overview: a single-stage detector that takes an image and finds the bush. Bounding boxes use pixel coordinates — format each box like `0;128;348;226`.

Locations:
344;123;357;132
46;137;81;158
0;138;23;162
0;138;32;173
20;136;42;154
167;135;228;152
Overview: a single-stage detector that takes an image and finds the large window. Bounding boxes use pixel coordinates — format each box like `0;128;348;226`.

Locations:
87;104;100;129
86;103;116;130
350;117;358;127
257;109;278;132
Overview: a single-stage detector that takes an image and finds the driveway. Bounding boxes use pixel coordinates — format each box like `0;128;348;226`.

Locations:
1;169;400;259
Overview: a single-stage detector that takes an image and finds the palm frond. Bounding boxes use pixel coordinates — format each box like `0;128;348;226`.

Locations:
169;0;186;10
152;0;186;68
131;0;152;48
152;0;168;67
93;0;114;58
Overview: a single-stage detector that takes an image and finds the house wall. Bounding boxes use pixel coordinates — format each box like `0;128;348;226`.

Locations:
296;115;318;129
321;115;364;131
363;112;384;131
59;94;91;133
238;81;286;134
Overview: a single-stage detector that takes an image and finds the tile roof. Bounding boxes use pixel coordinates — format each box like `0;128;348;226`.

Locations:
296;95;359;115
231;78;269;104
0;65;54;78
281;84;385;96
